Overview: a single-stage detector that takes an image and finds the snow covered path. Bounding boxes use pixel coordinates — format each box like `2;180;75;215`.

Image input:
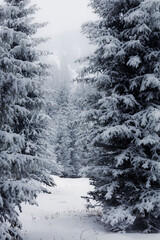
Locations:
20;176;160;240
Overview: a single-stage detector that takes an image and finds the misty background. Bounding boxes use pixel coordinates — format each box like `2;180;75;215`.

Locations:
31;0;97;82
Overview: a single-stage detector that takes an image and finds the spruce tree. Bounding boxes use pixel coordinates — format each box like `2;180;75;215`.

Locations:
53;86;81;177
0;0;57;239
78;0;160;232
46;58;84;177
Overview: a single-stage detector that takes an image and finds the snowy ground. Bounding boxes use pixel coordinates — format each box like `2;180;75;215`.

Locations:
19;176;160;240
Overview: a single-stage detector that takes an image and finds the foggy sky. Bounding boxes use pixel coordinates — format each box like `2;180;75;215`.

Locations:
31;0;97;70
32;0;96;37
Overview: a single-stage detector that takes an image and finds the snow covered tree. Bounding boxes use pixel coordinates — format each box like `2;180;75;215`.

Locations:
0;0;58;239
54;95;75;177
78;0;160;232
51;85;81;177
45;58;87;177
73;83;96;176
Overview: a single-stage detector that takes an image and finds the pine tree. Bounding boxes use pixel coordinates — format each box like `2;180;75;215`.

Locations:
0;0;58;239
45;57;82;177
78;0;160;232
52;86;80;177
73;83;96;177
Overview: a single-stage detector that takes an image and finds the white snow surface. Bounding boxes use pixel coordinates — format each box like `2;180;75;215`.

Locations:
19;176;160;240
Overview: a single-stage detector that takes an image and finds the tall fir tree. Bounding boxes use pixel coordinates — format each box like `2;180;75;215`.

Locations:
51;85;81;177
0;0;58;239
45;58;85;177
78;0;160;232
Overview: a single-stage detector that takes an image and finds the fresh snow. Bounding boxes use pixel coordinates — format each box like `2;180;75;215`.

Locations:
19;176;160;240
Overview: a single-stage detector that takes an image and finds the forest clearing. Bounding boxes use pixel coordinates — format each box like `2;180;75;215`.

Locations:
20;176;160;240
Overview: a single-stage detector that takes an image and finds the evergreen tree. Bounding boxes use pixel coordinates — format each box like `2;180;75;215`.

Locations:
0;0;58;239
78;0;160;232
74;83;96;177
53;86;81;177
46;59;87;177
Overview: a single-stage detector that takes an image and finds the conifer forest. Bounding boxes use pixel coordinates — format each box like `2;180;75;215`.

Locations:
0;0;160;239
